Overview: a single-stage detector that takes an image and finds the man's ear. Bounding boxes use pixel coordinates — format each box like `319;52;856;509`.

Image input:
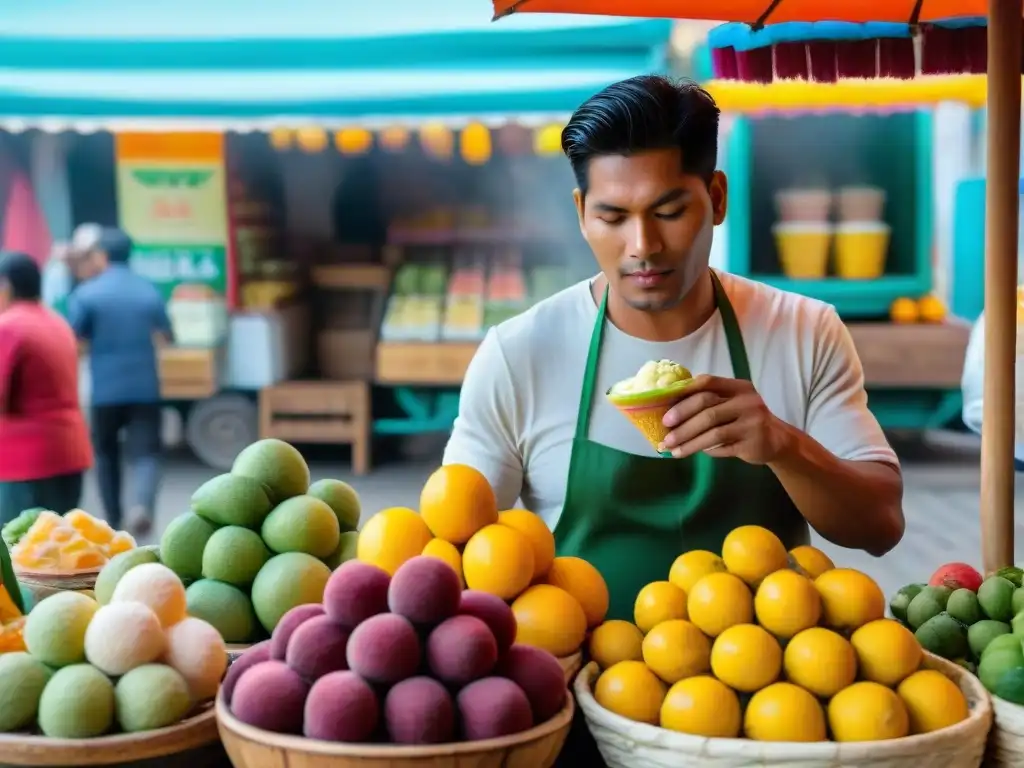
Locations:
709;171;728;226
572;188;586;238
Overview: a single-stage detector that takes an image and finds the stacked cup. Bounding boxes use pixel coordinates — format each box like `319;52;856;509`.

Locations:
771;189;834;279
834;186;890;280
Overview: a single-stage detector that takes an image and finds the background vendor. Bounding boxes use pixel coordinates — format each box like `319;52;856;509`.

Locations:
443;75;905;624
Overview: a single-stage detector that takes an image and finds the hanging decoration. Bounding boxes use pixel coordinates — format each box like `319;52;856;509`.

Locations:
496;124;532;156
459;123;492;165
379;127;411;153
268;128;293;151
334;128;373;155
533;124;564;156
419;122;454;161
295;127;329;153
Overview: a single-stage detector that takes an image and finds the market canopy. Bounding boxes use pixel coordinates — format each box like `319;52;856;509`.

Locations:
0;0;671;131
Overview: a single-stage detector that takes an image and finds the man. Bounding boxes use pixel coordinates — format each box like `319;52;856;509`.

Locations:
68;226;172;537
0;252;92;524
445;75;904;616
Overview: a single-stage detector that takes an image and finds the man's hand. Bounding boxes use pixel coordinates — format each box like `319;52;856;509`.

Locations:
660;375;794;464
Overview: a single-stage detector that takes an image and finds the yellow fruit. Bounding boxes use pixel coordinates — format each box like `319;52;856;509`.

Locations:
744;682;827;742
634;581;688;634
897;670;969;734
814;568;886;631
784;627;858;698
687;572;753;637
419;464;498;544
545;556;609;628
589;620;644;670
890;297;919;324
462;524;535;600
66;509;115;545
668;550;727;594
511;584;587;657
357;507;433;576
642;620;711;684
660;675;741;738
918;295;947;323
787;545;835;579
754;569;821;639
721;525;788;586
828;681;910;742
850;619;923;686
421;539;464;587
710;624;782;693
498;509;555;579
594;660;666;725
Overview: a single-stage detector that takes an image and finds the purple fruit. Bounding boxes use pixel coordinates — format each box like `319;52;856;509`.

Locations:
346;613;420;685
323;561;390;628
496;644;566;722
388;556;461;626
384;676;455;745
457;677;534;741
285;615;350;681
426;615;498;687
231;661;309;734
304;671;379;742
222;640;272;705
458;590;517;654
269;604;325;660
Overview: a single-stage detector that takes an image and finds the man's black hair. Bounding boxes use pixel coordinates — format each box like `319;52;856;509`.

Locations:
0;252;41;301
561;75;721;193
98;227;134;264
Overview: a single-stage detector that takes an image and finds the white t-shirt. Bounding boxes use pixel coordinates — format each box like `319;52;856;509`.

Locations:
443;270;899;529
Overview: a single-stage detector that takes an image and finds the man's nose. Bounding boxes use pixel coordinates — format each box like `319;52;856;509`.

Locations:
631;216;663;258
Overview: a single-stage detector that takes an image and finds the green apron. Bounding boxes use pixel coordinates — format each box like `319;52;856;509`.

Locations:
554;271;809;623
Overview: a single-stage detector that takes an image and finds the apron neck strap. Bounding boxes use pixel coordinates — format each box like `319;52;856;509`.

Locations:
576;270;752;440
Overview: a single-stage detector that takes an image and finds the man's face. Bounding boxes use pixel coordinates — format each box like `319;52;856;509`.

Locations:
73;250;105;281
574;148;727;312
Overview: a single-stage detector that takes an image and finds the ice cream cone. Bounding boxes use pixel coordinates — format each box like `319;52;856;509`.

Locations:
607;384;691;453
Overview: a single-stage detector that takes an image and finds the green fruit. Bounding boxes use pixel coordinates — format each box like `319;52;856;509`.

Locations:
914;612;968;659
24;592;98;667
980;576;1017;622
115;665;191;732
250;552;331;633
997;567;1024;588
907;592;945;629
191;474;272;529
983;633;1024;660
947;588;984;625
201;526;270;587
160;513;217;582
307;479;361;532
231;439;310;505
324;530;359;570
38;664;115;738
94;547;161;605
995;666;1024;704
1013;587;1024;617
889;583;926;623
979;646;1024;692
261;496;340;559
920;585;954;607
0;652;52;732
968;619;1012;658
185;580;257;643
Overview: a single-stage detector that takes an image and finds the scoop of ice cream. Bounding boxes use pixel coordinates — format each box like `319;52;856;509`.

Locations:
610;360;692;395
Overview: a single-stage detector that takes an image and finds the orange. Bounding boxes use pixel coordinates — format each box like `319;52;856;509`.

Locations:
787;545;835;579
498;509;555;579
642;619;711;684
588;620;644;670
754;569;821;639
421;538;464;587
744;683;827;742
357;507;433;576
918;295;947;323
545;556;609;628
511;584;587;657
419;464;498;544
814;568;886;631
634;581;688;634
594;660;666;725
462;524;535;600
687;572;753;637
660;676;741;737
721;525;788;587
828;682;910;742
668;550;727;594
897;670;969;734
710;624;782;693
783;627;857;698
850;619;922;687
890;297;919;324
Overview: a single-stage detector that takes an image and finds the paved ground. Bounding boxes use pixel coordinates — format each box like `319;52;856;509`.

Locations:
81;430;1024;601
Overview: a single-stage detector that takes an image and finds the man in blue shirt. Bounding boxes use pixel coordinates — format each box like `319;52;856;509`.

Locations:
68;227;172;537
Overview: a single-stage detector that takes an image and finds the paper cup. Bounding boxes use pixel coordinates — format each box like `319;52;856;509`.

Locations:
772;223;833;279
837;186;886;222
774;189;833;223
835;222;890;280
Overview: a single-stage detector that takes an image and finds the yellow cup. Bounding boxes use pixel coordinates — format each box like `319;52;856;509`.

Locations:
835;222;890;279
772;223;833;279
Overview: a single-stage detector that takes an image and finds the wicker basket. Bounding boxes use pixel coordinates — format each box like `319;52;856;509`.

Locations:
559;652;583;684
15;568;100;605
987;696;1024;766
216;687;574;768
0;704;218;766
574;652;992;768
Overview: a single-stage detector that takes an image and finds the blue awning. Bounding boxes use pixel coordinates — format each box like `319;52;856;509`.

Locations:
0;0;671;131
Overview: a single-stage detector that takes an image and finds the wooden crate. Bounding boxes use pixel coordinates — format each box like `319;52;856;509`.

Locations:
848;320;971;388
375;342;479;385
258;381;370;474
159;347;220;400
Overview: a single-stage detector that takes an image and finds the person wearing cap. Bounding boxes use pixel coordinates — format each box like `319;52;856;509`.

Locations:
68;226;172;537
0;252;92;524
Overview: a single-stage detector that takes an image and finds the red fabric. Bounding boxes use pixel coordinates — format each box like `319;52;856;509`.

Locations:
1;172;51;267
0;303;92;481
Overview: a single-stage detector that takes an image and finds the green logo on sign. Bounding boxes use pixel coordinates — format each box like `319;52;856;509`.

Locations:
131;169;214;188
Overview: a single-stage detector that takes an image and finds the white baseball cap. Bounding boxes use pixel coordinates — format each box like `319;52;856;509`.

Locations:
71;223;103;254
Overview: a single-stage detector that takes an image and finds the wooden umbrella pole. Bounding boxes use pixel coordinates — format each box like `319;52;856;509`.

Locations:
980;0;1022;573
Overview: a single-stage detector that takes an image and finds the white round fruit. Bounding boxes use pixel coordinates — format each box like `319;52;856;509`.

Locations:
163;617;227;701
111;563;188;628
85;603;166;676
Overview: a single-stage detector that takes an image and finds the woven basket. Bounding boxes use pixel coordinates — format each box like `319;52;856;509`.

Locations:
987;696;1024;766
574;652;992;768
559;652;583;684
15;569;99;605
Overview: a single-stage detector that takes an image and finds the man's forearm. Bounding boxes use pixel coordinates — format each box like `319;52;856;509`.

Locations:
767;421;905;557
